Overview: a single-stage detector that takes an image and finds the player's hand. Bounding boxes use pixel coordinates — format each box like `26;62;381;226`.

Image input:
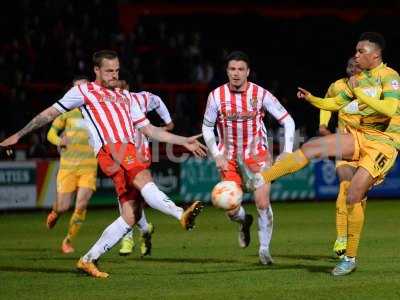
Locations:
297;87;311;100
215;154;229;171
183;133;208;158
0;133;19;148
348;75;359;89
59;135;69;149
318;125;332;136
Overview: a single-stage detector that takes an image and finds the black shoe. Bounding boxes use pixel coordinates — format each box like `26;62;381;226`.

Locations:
238;214;253;248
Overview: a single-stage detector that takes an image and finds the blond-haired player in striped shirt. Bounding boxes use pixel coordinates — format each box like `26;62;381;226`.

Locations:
202;51;295;265
0;50;206;278
46;76;97;254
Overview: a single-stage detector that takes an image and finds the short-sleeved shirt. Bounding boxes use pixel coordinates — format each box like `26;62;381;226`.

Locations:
203;82;290;160
52;81;150;155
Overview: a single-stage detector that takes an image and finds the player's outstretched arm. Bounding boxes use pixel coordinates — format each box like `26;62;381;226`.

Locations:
140;124;207;157
162;122;175;131
297;87;343;111
353;87;398;117
0;106;61;147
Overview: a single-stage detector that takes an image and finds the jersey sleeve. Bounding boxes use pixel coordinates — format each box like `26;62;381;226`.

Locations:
131;100;150;129
319;83;335;126
47;115;66;146
261;89;289;123
52;86;85;113
148;93;172;124
203;92;219;127
382;71;400;100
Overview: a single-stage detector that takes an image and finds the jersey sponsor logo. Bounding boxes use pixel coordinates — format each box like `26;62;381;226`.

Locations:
99;94;129;105
391;79;400;90
362;87;379;97
222;110;257;121
343;100;359;114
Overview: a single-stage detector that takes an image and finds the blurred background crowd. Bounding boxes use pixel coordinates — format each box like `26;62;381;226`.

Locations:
2;0;400;158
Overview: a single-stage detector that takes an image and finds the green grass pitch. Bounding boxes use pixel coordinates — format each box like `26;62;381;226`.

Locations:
1;200;400;300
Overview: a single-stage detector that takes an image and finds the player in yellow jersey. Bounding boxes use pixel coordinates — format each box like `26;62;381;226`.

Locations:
319;58;365;259
240;32;400;276
46;76;98;254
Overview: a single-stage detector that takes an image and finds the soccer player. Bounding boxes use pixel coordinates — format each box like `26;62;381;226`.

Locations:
46;76;97;254
318;58;366;258
118;80;175;257
0;50;206;278
202;51;295;265
241;32;400;275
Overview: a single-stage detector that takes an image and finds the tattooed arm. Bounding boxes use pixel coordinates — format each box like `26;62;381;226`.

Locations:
0;106;61;147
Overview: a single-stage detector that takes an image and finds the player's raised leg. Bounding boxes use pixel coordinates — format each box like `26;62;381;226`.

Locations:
240;133;356;191
133;169;203;231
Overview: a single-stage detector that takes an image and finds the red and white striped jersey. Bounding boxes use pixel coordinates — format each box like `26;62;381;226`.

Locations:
52;81;150;154
203;82;289;160
130;91;172;160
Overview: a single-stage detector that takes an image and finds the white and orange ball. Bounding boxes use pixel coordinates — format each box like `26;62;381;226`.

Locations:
211;181;243;211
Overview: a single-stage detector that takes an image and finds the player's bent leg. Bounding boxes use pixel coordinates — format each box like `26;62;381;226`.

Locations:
78;200;138;278
133;169;203;230
238;133;355;191
255;184;273;265
47;192;73;229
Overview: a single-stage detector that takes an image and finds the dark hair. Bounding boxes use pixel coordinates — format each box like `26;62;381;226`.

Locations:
359;32;386;50
92;50;118;67
225;51;250;68
72;75;89;85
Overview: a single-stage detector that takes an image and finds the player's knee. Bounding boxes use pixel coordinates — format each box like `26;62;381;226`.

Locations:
122;213;135;226
347;189;363;204
300;143;318;159
255;201;269;210
133;170;152;190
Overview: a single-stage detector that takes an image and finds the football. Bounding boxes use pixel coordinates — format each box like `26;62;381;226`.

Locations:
211;181;243;211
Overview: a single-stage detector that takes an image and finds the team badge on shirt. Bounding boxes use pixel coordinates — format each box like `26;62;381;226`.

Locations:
391;80;400;90
250;97;258;110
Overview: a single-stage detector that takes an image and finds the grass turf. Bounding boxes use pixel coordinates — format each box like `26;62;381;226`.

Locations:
1;200;400;300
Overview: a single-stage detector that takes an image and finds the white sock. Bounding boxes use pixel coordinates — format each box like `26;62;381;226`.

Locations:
82;216;131;262
137;210;149;233
228;206;246;223
141;182;183;220
257;206;273;250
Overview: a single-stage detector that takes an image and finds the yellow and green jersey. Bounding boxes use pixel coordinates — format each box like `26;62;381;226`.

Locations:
48;108;97;171
341;63;400;149
319;78;361;131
